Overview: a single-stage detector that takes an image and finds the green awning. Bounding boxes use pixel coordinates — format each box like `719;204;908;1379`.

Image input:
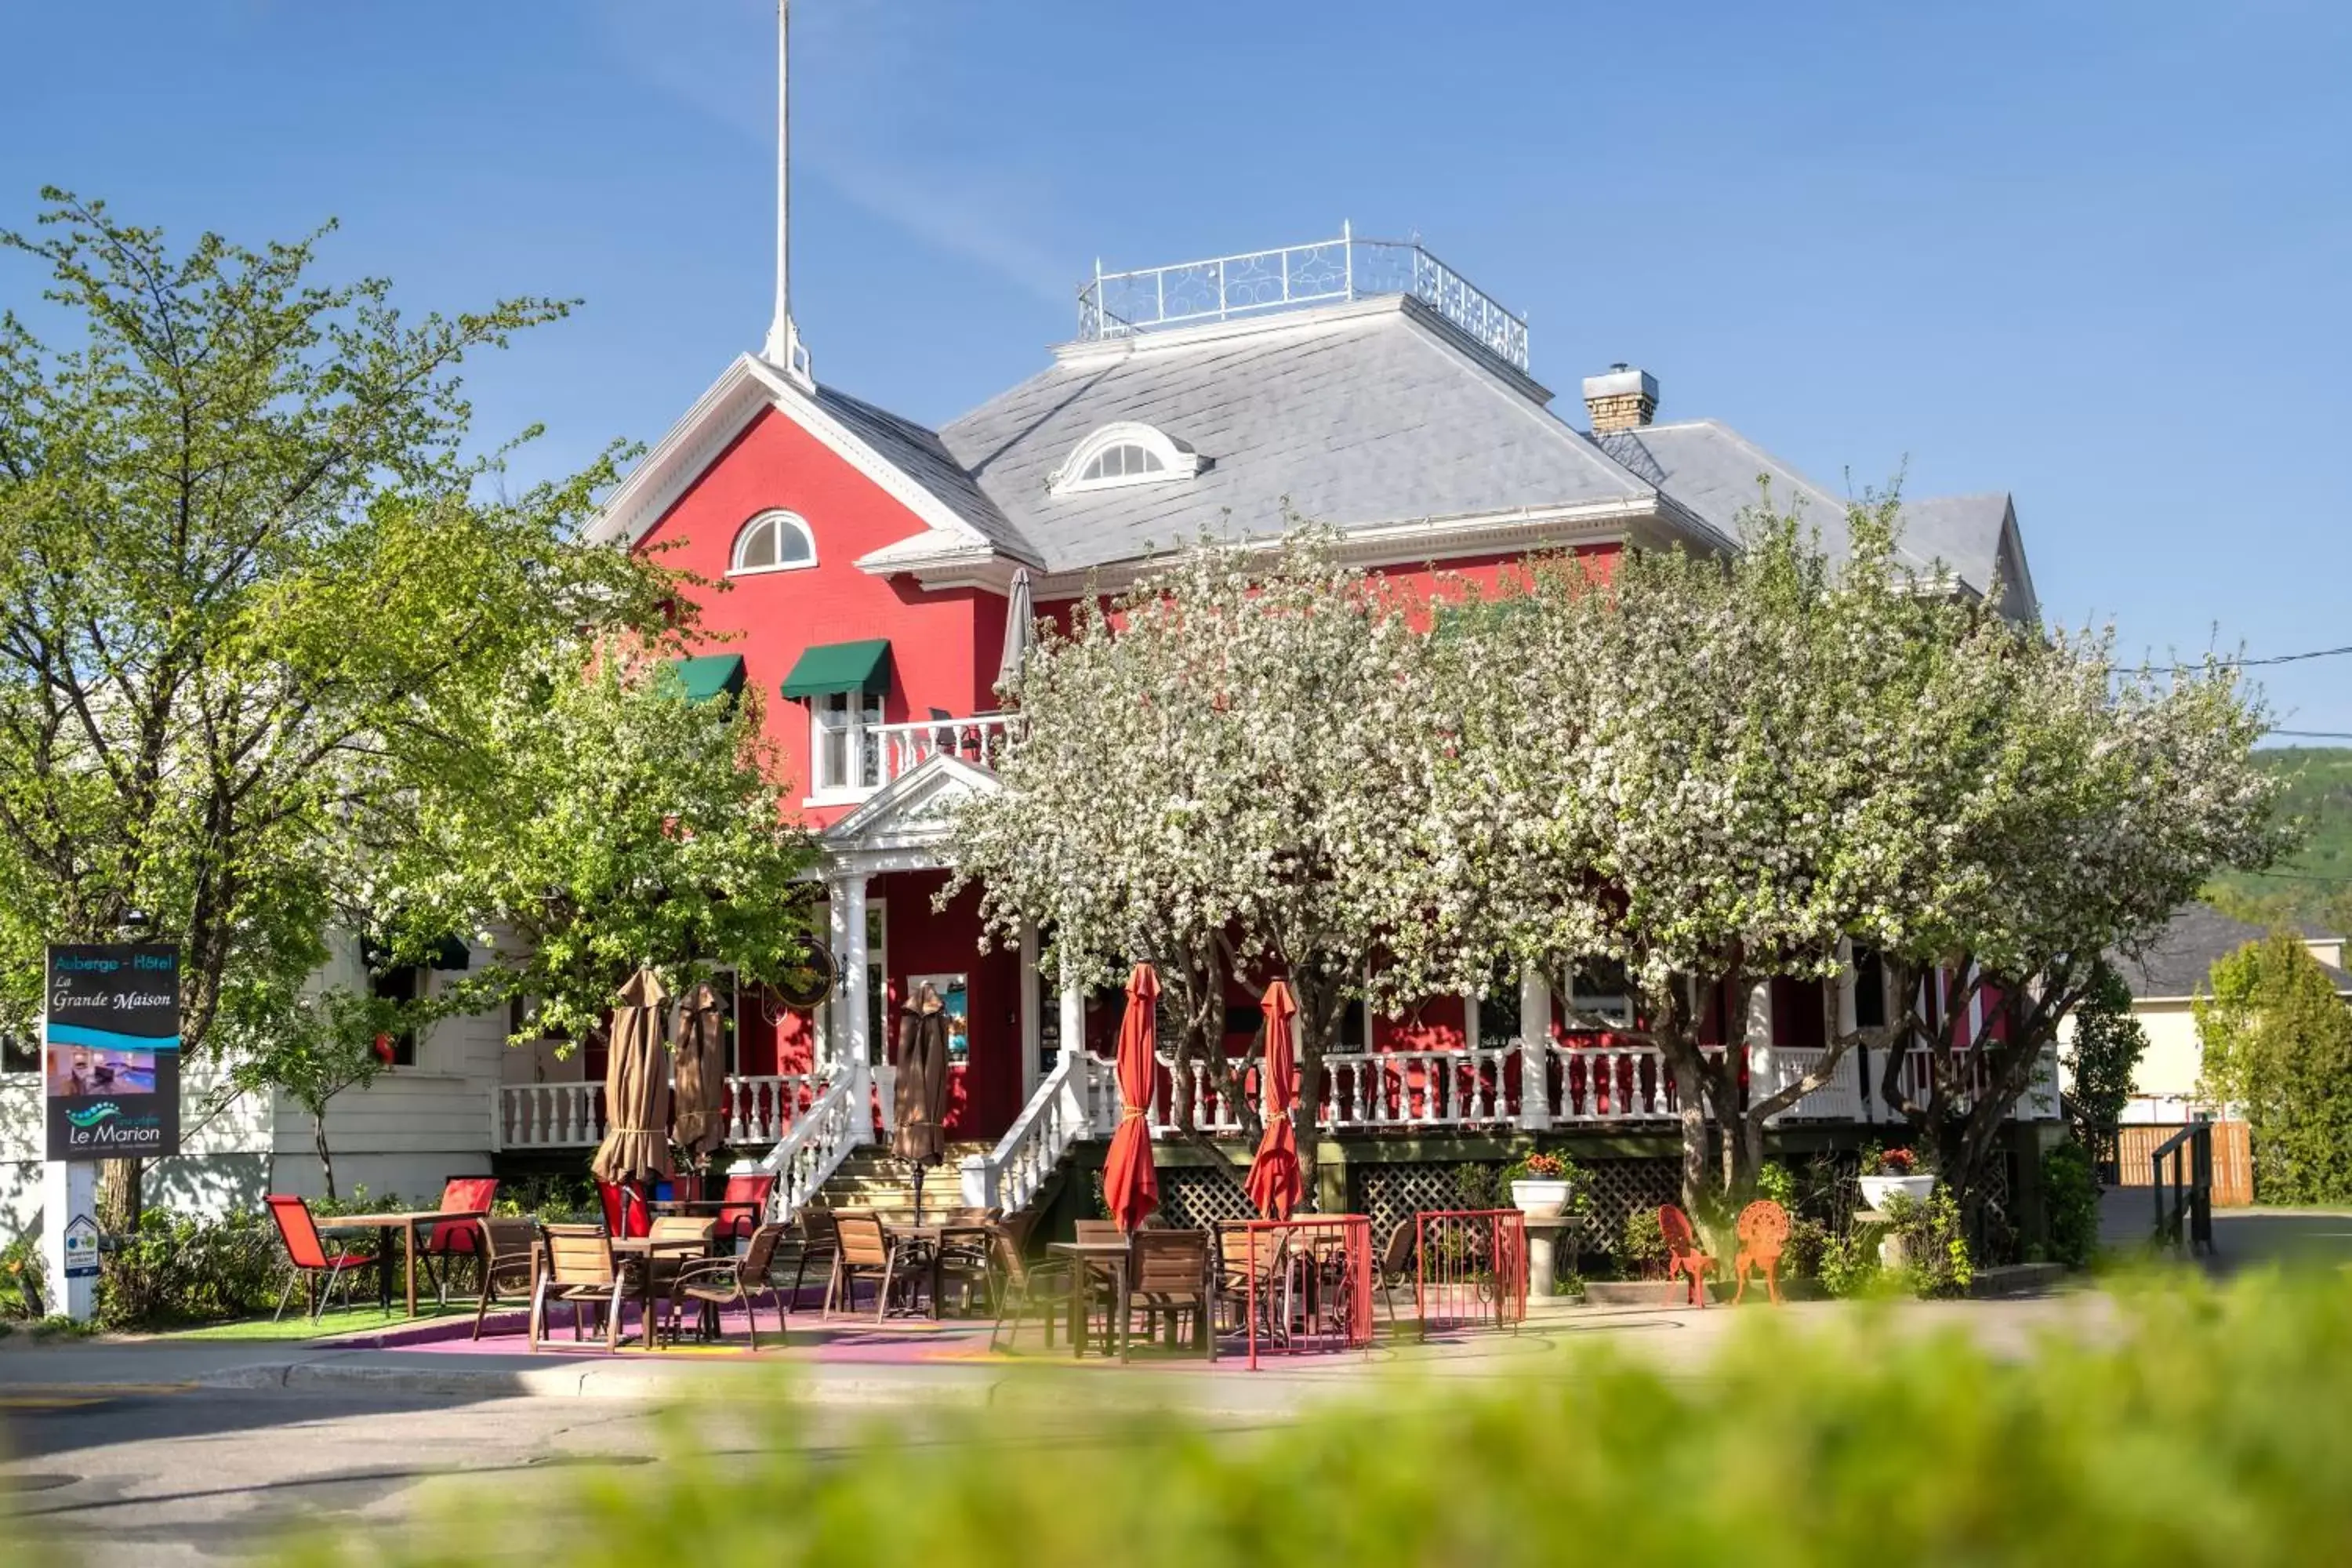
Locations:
779;638;893;700
662;654;747;705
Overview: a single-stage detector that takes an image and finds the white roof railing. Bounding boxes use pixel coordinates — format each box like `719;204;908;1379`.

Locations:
1077;222;1530;373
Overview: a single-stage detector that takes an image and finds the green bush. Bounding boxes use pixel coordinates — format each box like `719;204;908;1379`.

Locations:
493;1173;597;1224
96;1207;289;1329
2045;1139;2102;1270
1886;1186;1975;1299
1;1231;41;1319
2197;931;2352;1203
1782;1216;1829;1279
1618;1206;1665;1277
260;1271;2352;1568
1817;1225;1882;1298
1450;1162;1501;1210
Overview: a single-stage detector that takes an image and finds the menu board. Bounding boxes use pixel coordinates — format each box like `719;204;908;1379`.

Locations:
45;943;181;1161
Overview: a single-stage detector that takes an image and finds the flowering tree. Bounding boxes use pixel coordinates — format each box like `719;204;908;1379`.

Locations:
949;534;1444;1174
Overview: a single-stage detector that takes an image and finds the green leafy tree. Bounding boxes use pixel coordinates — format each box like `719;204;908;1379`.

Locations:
222;985;452;1200
2063;956;2150;1143
0;191;668;1222
390;651;825;1050
2196;932;2352;1204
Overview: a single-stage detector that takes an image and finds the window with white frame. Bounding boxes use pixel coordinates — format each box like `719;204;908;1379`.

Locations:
1050;422;1203;495
729;510;816;575
810;690;882;796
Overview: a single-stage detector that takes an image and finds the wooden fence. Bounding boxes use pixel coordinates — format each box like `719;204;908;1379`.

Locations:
2115;1120;2253;1207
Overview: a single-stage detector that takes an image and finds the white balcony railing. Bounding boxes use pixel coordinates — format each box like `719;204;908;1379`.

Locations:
867;713;1017;789
1077;224;1531;373
497;1069;848;1152
1322;1048;1515;1130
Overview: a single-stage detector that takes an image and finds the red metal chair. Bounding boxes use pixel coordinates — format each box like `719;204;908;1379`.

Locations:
713;1172;777;1245
265;1194;372;1324
420;1175;500;1306
597;1180;652;1239
1658;1204;1719;1308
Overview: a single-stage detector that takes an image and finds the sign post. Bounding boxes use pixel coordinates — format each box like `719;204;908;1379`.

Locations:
40;943;182;1323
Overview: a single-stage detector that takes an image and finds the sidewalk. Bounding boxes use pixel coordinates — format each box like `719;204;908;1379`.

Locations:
0;1290;2110;1416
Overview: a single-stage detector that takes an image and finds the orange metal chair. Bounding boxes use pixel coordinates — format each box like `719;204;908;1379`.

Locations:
1658;1204;1719;1308
1732;1200;1791;1305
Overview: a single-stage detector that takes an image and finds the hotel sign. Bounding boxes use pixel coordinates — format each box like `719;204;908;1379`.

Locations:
44;944;181;1161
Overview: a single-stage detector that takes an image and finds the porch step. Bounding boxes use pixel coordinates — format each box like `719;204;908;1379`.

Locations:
816;1143;994;1218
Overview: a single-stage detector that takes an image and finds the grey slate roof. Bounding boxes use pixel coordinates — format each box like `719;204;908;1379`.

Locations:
1599;421;2017;604
934;298;1659;574
2111;903;2352;1000
812;386;1030;561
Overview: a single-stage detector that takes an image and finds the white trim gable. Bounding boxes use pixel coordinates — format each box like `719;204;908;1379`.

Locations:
821;753;1000;873
589;354;996;553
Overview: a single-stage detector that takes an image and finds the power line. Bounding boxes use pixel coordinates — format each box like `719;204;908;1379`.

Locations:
2126;644;2352;674
2267;730;2352;741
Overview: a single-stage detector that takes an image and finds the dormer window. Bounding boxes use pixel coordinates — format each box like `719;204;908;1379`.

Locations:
730;510;817;575
1050;422;1203;495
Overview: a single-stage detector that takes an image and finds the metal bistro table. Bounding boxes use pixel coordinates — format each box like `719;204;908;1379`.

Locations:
330;1209;488;1319
611;1232;719;1348
884;1222;996;1319
1048;1239;1134;1361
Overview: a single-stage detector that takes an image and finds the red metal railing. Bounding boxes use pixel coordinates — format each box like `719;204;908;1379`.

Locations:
1234;1215;1374;1371
1413;1209;1528;1338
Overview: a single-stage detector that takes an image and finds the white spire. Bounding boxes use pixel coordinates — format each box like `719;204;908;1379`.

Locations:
762;0;811;385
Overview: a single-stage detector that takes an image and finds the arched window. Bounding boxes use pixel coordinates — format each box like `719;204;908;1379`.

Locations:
730;510;817;575
1051;422;1203;495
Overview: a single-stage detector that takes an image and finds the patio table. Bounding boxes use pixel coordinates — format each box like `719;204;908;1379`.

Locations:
328;1209;488;1319
1048;1239;1134;1362
612;1233;719;1348
884;1222;995;1319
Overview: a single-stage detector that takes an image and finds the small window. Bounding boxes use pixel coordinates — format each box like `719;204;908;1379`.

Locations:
730;510;816;575
1853;945;1886;1030
811;691;883;796
1051;422;1202;495
370;965;423;1068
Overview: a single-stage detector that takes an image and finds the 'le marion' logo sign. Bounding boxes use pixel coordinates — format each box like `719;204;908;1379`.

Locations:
44;944;182;1162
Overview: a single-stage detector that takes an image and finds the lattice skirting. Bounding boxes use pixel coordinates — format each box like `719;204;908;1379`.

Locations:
1350;1158;1682;1256
1153;1165;1258;1232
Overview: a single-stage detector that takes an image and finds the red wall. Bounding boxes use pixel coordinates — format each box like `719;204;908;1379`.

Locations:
873;869;1023;1138
635;408;993;827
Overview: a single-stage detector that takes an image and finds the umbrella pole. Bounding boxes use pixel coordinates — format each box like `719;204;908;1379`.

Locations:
911;1161;925;1226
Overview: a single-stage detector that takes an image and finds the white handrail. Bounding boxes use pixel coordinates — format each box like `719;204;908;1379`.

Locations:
960;1049;1090;1212
760;1062;872;1224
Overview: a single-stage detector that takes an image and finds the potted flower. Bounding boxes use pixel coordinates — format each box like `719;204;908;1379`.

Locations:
1508;1151;1576;1217
1857;1145;1936;1211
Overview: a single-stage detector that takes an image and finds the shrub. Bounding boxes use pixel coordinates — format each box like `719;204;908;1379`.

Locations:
2197;931;2352;1204
493;1173;597;1224
96;1207;288;1330
1618;1207;1666;1278
1;1232;42;1319
2045;1139;2102;1270
260;1272;2352;1568
1451;1162;1500;1210
1885;1186;1974;1299
1817;1226;1882;1298
1782;1217;1828;1279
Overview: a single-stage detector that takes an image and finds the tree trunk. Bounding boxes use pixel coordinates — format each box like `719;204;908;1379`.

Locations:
313;1113;338;1202
96;1159;143;1234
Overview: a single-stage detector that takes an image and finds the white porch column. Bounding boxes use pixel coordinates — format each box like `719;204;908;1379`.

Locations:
1517;967;1552;1131
1745;978;1776;1120
1059;972;1098;1132
1018;922;1042;1103
832;870;873;1142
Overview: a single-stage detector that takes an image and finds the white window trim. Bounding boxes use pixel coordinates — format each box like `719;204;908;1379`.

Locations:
1049;421;1203;496
728;509;818;577
803;689;883;806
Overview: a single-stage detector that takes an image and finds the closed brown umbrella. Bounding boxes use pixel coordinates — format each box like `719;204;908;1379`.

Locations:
591;967;674;1185
670;979;729;1161
892;985;952;1222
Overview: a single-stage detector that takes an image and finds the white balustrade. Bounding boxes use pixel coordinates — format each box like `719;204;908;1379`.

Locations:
724;1073;819;1145
760;1063;873;1225
1755;1048;1871;1123
866;713;1018;787
1549;1043;1683;1123
495;1082;604;1150
961;1049;1093;1213
1319;1049;1513;1130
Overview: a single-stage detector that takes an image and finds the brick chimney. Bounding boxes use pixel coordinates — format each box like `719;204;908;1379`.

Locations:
1582;364;1658;433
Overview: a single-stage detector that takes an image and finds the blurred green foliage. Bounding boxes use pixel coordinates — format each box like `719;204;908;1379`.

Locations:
254;1271;2352;1568
2044;1142;2102;1270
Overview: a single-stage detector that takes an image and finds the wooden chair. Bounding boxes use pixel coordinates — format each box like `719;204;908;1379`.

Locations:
668;1224;792;1351
937;1209;1003;1316
532;1224;643;1352
264;1195;370;1324
986;1212;1082;1352
1658;1205;1719;1308
420;1174;499;1307
1733;1200;1791;1305
1214;1222;1285;1339
1373;1218;1420;1327
1074;1218;1125;1243
826;1211;908;1322
470;1218;541;1341
790;1207;840;1309
1129;1229;1217;1359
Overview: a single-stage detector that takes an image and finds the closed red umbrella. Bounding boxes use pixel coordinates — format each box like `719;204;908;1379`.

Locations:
1100;964;1161;1234
1244;981;1304;1221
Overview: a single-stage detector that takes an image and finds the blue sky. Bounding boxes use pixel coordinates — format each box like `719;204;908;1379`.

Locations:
4;1;2347;732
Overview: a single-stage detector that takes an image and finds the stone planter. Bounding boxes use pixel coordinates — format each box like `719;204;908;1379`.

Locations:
1511;1178;1574;1218
1858;1173;1936;1211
